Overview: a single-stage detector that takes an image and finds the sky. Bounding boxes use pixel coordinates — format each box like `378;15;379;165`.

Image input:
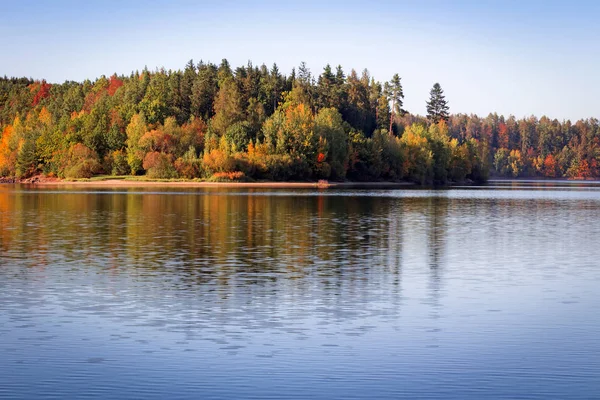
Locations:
1;0;599;120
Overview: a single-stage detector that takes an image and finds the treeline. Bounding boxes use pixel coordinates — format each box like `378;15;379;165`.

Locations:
0;60;595;183
444;114;600;179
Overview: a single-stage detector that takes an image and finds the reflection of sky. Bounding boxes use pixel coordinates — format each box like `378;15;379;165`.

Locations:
1;187;600;398
2;1;599;120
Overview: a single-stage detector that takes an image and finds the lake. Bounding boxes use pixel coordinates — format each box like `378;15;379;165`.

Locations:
1;181;599;399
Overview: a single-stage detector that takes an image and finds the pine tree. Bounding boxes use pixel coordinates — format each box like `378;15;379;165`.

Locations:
180;59;197;121
384;74;404;134
269;63;282;113
16;137;37;178
426;83;449;123
317;64;335;109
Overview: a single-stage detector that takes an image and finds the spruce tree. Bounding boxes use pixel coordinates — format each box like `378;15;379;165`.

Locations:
426;83;449;123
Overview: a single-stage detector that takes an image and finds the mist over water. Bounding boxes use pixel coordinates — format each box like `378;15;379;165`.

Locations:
1;183;599;399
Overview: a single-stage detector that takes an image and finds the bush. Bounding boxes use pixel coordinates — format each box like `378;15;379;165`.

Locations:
103;150;129;176
209;171;247;182
314;159;332;180
202;149;236;175
174;157;201;179
61;143;102;179
265;154;293;181
142;151;178;179
174;146;202;179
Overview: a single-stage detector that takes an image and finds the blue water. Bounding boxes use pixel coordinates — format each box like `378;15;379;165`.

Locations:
0;183;599;399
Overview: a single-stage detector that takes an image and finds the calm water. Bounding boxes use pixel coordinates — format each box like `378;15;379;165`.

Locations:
1;182;599;399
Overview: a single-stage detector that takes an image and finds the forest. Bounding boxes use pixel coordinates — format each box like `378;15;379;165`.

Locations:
0;59;598;183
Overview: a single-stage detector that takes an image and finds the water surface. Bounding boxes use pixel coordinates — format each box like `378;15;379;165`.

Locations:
1;182;599;399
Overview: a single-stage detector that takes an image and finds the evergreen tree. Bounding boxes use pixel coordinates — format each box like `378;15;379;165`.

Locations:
317;64;336;109
191;62;218;120
180;59;197;121
297;62;312;87
16;136;37;178
269;63;282;114
384;74;404;134
426;83;449;123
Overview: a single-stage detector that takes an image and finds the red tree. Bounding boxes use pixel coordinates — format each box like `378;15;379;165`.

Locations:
498;122;509;149
107;74;123;96
32;80;52;106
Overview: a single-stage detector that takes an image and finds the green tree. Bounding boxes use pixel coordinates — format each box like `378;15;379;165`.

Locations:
376;95;390;133
314;108;348;180
180;59;197;121
384;74;404;134
426;83;449;123
139;70;169;125
317;64;336;110
427;122;452;183
16;136;37;178
211;77;244;136
224;121;252;152
343;69;372;134
191;62;218;120
267;63;283;114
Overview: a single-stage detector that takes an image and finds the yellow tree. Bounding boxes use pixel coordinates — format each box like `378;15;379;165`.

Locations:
125;113;147;174
0;125;16;176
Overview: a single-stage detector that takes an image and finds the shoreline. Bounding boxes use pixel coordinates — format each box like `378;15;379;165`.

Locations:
488;177;600;183
2;177;416;189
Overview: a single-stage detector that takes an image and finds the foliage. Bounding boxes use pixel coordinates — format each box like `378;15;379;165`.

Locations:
400;124;433;184
142;151;178;179
209;171;247;182
61;143;102;179
174;146;202;179
105;150;130;176
1;60;594;184
125;113;147;175
314;108;348;180
426;83;449;123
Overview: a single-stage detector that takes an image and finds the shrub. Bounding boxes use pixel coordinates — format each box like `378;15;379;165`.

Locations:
174;147;202;179
174;158;201;179
61;143;101;179
314;159;332;180
265;154;293;181
103;150;129;176
209;171;247;182
142;151;178;179
202;149;236;175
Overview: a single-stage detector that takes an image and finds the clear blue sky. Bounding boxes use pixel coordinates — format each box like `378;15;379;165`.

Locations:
1;0;598;120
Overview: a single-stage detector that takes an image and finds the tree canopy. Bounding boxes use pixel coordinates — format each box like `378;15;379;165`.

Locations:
0;60;597;184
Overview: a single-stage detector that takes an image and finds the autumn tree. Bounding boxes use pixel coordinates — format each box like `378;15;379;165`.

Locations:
0;125;16;176
400;124;433;184
125;113;147;174
61;143;101;179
